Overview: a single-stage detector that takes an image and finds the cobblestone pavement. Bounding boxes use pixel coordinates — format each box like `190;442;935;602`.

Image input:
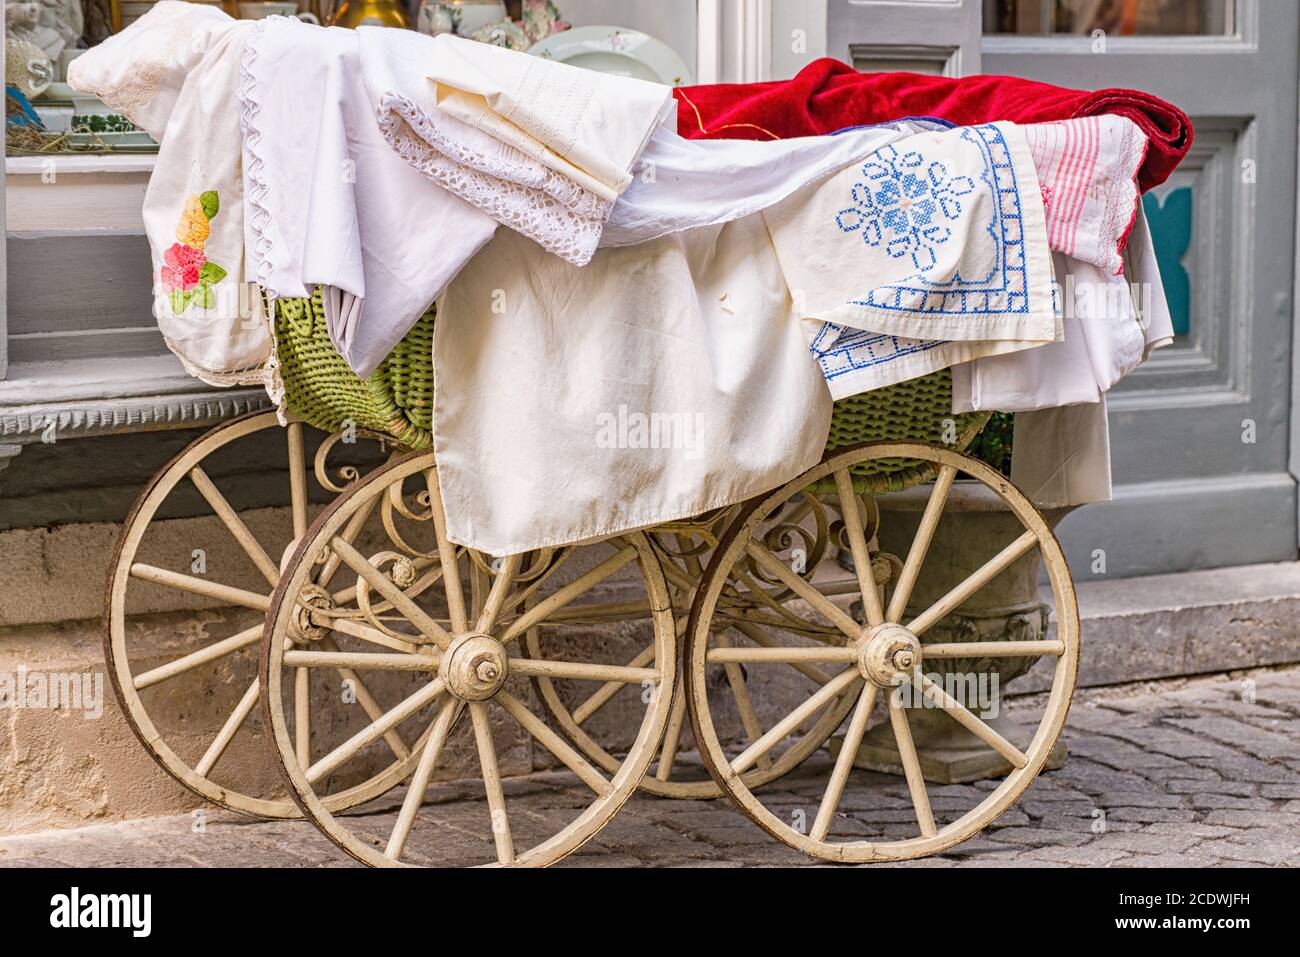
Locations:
3;668;1298;868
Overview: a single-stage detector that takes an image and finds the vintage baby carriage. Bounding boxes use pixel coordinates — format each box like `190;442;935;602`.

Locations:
106;284;1078;867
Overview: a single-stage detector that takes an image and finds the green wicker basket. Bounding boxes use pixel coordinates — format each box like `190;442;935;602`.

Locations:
275;288;989;492
275;289;435;450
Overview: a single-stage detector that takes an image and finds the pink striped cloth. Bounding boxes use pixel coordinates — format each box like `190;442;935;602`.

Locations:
1024;115;1148;275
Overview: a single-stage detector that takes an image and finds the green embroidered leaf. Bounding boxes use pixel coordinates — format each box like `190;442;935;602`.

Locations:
199;190;220;220
195;284;216;309
169;289;194;314
199;262;227;285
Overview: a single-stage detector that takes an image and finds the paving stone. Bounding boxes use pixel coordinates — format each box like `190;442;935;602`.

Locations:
1;666;1297;868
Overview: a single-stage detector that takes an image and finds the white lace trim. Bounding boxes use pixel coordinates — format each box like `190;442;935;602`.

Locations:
376;92;610;266
235;17;286;412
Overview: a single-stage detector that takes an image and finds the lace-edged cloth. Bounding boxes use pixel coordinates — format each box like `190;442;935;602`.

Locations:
376;92;613;266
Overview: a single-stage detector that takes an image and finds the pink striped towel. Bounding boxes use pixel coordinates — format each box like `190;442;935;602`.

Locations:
1024;115;1148;275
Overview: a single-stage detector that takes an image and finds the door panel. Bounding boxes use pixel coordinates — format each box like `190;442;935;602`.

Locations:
984;0;1298;577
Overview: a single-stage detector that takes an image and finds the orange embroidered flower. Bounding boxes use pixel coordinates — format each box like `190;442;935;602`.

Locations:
176;194;211;248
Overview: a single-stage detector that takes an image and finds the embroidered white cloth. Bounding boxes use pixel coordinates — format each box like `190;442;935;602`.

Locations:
361;26;673;269
434;121;1057;553
240;17;498;377
68;2;273;390
780;122;1058;400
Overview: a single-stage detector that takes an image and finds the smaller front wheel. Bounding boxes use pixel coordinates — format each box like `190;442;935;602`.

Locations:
686;442;1079;863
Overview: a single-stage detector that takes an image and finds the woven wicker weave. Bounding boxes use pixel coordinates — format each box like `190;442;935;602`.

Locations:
818;370;991;495
275;289;434;450
275;288;988;491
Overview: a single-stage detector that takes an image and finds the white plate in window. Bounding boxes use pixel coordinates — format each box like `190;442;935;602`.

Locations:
528;25;693;87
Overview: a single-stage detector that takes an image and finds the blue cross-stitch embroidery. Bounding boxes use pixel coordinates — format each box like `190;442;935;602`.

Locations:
834;146;976;273
812;124;1033;383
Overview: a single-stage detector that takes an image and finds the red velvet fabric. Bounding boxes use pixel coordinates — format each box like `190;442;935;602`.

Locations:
674;59;1191;192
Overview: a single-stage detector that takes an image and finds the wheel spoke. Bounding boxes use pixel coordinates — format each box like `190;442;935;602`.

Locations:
730;667;860;775
494;690;610;795
730;621;836;686
811;682;878;841
129;563;269;612
654;676;688;782
133;623;261;690
195;677;260;777
329;537;452;648
715;631;770;772
324;615;428;654
499;545;639;643
475;553;522;633
888;689;937;838
188;465;281;588
509;658;659;683
424;469;469;634
385;698;462;860
915;674;1027;768
571;643;656;725
743;542;861;640
315;494;381;590
306;678;445;784
923;640;1064;659
286;421;310;543
294;666;311;768
886;464;956;623
282;650;438;672
906;530;1039;637
470;702;515;865
832;469;884;627
317;636;412;762
706;646;858;665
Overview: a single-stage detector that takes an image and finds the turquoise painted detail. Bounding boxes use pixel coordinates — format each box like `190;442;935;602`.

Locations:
1142;187;1193;336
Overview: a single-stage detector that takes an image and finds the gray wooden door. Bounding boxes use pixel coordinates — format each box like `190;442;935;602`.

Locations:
829;0;1299;578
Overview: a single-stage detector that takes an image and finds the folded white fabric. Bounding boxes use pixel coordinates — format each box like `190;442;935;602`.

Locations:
69;2;273;391
362;27;672;268
602;119;942;247
241;17;498;377
951;204;1174;415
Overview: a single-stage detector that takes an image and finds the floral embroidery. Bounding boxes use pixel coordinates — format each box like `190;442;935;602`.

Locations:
162;190;228;314
834;146;976;273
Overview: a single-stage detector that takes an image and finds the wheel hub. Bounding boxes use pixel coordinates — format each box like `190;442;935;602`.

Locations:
858;623;922;688
290;585;335;644
443;633;509;700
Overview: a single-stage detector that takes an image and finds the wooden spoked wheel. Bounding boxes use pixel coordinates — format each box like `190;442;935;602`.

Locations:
106;410;413;818
686;442;1080;863
261;453;677;867
526;519;855;799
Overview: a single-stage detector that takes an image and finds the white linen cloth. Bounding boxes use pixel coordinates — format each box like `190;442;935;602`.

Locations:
240;17;499;378
68;3;273;390
434;121;1057;553
601;119;945;247
961;205;1176;507
362;27;673;268
435;217;833;555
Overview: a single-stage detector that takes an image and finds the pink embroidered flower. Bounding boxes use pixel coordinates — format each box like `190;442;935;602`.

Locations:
160;243;205;291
